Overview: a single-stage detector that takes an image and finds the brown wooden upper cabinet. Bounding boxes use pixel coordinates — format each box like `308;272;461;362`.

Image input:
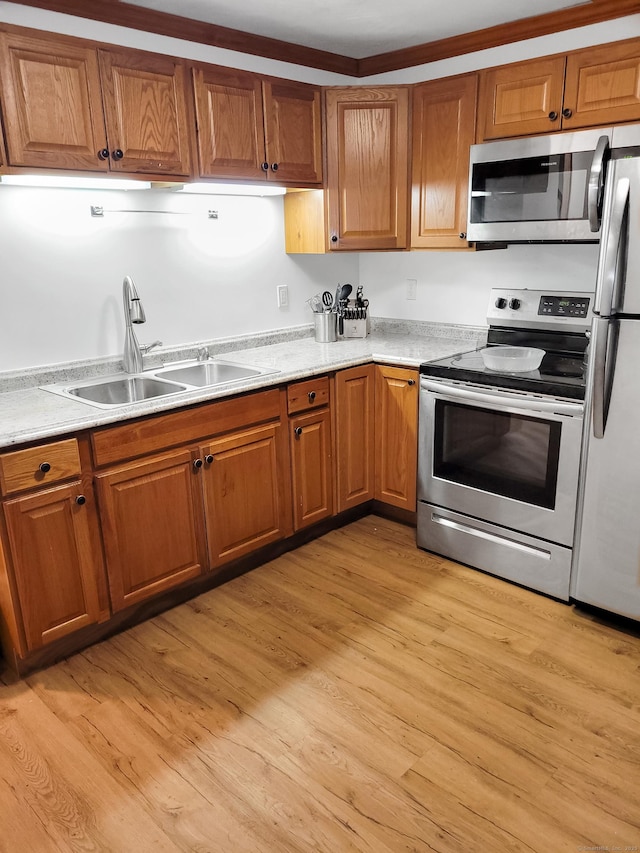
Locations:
478;37;640;140
192;65;322;184
411;74;477;249
0;29;193;177
325;86;410;250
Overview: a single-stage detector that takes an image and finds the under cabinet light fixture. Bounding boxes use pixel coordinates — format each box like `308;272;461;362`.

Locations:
0;175;152;190
176;182;286;196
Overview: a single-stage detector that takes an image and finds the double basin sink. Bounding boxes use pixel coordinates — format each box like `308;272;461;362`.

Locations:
44;359;279;408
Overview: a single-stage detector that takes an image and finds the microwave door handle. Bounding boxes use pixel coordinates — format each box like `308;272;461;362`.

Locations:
594;176;629;317
588;134;610;232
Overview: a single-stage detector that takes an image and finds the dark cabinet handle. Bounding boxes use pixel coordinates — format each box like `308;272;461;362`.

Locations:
193;458;203;470
331;235;338;243
562;108;573;118
459;232;467;239
294;427;303;437
75;495;86;506
308;391;316;403
204;454;213;464
261;162;269;172
97;148;110;161
548;111;559;121
271;163;279;172
408;379;415;386
39;462;51;473
112;149;124;161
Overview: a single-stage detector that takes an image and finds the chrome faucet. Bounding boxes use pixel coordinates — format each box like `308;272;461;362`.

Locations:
122;276;162;373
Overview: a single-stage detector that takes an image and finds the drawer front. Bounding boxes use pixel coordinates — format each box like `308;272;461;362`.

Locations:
0;438;81;496
287;376;330;414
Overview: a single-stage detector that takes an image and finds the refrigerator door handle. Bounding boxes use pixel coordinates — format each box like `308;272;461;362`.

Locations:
588;134;610;232
591;316;619;439
595;176;629;317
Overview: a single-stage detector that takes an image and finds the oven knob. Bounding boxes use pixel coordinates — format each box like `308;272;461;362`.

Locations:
509;298;521;310
495;297;507;309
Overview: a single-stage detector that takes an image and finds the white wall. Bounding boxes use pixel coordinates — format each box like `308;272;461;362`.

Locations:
359;243;600;325
0;6;635;372
0;186;358;371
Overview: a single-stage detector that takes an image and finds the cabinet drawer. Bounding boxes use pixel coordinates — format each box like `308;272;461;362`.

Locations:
287;376;330;414
0;438;81;496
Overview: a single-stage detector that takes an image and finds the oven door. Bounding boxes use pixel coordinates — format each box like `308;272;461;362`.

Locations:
418;378;583;546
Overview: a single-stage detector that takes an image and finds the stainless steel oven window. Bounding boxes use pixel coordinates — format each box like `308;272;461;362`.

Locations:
433;400;562;509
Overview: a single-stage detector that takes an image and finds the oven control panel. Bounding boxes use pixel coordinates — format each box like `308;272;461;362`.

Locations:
538;295;590;317
487;289;593;332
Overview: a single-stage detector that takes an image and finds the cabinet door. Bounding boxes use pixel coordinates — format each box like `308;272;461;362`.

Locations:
3;482;103;651
99;48;193;176
290;409;333;529
325;87;409;250
411;74;477;249
192;65;266;180
96;449;206;612
477;56;566;140
263;79;322;184
203;424;287;568
334;365;374;512
563;40;640;130
0;31;108;171
374;365;419;512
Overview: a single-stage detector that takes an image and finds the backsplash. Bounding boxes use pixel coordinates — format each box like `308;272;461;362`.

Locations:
0;184;598;376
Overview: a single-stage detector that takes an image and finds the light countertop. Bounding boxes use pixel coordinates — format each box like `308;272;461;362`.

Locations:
0;322;484;449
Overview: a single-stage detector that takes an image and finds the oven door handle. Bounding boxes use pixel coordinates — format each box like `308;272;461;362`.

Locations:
420;378;583;416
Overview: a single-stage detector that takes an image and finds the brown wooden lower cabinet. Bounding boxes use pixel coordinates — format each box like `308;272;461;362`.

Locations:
374;364;419;512
334;365;375;512
95;448;207;612
0;364;422;673
290;408;333;529
202;423;290;567
3;481;104;651
287;375;333;530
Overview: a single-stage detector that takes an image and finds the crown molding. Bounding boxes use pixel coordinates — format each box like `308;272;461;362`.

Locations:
358;0;640;75
5;0;640;77
3;0;359;75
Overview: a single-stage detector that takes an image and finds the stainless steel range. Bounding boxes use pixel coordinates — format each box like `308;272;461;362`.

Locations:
417;288;591;600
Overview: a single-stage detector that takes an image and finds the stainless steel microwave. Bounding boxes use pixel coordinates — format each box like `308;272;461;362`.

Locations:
467;127;612;243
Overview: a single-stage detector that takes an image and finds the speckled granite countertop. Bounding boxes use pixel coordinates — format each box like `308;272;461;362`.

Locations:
0;320;485;449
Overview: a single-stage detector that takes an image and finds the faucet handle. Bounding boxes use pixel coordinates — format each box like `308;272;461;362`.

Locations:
140;340;162;355
197;346;210;361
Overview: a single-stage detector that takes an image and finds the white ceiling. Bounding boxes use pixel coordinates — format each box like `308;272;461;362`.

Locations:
125;0;582;58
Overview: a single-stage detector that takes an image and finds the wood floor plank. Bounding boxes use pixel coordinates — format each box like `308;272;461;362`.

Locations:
0;514;638;852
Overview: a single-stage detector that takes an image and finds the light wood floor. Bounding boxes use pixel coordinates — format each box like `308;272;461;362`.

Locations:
1;515;639;852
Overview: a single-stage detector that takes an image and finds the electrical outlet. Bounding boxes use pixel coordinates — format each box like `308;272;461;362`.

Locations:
277;284;289;308
406;279;418;300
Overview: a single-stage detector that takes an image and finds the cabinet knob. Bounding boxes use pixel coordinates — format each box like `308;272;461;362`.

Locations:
548;111;559;121
204;454;213;464
75;495;86;506
112;149;124;161
39;461;51;473
459;232;467;239
193;458;203;470
308;391;316;402
562;108;573;119
97;148;110;161
331;235;338;243
271;163;279;172
261;162;269;172
408;379;415;386
294;427;303;437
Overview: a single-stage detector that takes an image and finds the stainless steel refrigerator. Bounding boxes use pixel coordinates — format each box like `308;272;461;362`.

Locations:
572;124;640;620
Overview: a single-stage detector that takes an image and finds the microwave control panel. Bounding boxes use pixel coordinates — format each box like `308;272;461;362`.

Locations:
538;295;591;317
